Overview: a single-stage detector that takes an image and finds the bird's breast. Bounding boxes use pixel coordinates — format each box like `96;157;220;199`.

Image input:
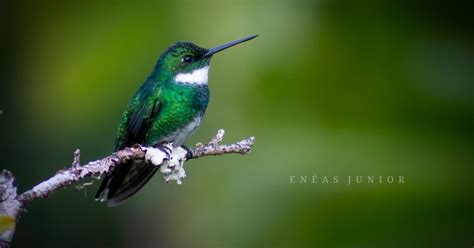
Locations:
145;85;209;146
159;115;203;146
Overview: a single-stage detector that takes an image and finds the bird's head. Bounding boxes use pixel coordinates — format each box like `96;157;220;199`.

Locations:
154;35;258;85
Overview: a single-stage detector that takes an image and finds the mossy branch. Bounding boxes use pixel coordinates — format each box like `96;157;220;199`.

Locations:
0;129;255;248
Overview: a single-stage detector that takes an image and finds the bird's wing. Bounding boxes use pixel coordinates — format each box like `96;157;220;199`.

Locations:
95;87;163;206
115;88;162;150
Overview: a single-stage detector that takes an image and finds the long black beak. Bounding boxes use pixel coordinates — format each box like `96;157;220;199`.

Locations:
204;34;258;57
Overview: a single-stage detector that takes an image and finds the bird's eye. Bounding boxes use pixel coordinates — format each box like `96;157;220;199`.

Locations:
182;55;192;63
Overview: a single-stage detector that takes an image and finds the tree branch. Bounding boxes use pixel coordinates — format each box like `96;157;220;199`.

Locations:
0;129;255;247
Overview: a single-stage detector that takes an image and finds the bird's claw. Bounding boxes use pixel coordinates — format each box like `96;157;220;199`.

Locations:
160;146;187;184
181;145;193;160
142;143;173;166
140;144;187;184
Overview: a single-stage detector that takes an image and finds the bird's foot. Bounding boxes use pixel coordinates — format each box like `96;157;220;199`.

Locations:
159;146;187;184
141;143;173;166
181;145;193;160
140;144;187;184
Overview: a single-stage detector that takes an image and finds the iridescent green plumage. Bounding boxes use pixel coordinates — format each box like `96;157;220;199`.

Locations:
96;35;258;206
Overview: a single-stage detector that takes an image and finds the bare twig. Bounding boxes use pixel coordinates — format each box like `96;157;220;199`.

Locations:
191;130;255;158
0;130;255;247
72;149;81;168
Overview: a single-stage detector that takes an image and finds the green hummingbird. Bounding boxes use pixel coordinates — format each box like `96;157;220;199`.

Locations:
96;34;258;206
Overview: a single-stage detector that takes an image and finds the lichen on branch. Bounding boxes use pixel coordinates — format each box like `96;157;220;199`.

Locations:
0;129;255;247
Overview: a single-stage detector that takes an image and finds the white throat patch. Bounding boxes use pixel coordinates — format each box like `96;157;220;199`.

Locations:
174;66;209;85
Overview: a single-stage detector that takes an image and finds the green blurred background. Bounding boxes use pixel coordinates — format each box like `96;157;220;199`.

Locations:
1;0;473;247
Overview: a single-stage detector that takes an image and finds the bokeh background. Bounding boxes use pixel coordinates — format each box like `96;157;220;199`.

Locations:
1;0;473;247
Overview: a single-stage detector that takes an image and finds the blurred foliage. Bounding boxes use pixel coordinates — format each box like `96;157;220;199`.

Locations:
1;0;473;247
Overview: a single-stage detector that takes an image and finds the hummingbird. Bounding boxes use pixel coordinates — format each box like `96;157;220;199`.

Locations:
95;34;258;206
